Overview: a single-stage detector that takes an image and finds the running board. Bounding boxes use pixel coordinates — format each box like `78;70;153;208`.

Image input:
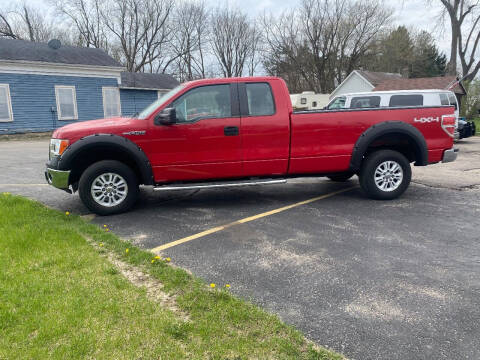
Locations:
153;178;287;191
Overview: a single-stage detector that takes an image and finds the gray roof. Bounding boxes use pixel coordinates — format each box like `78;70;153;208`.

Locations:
357;70;403;86
120;71;179;90
0;38;122;67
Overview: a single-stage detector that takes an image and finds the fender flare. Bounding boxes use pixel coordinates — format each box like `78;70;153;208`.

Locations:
350;121;428;171
57;134;154;185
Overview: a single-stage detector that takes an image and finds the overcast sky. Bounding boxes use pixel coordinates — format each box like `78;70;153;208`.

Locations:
0;0;451;54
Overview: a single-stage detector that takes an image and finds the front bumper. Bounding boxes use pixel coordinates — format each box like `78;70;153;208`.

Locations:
45;168;71;189
442;148;458;163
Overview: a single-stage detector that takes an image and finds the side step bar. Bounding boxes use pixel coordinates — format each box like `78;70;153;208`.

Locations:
153;178;287;191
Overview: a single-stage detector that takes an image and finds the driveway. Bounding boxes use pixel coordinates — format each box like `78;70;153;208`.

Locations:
1;138;479;360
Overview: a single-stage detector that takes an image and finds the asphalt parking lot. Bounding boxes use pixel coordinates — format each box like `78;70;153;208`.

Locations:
1;137;480;360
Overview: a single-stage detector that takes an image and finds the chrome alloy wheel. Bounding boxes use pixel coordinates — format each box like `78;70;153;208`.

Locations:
90;173;128;207
374;160;403;192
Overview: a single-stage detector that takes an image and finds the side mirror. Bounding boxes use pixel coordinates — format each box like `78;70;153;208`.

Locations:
155;108;177;126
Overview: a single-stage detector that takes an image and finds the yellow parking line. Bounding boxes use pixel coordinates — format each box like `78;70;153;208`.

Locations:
150;185;356;253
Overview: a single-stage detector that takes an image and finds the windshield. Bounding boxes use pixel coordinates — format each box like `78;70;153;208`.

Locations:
137;84;185;119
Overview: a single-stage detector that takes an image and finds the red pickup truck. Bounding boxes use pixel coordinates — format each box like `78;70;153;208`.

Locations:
46;77;457;215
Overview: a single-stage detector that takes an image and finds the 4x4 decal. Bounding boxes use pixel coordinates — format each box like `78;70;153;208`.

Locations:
414;117;440;123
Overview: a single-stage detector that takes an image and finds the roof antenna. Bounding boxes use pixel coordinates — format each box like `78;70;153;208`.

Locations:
48;39;62;50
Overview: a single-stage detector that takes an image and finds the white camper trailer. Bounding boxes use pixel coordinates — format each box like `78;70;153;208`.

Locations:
290;91;330;111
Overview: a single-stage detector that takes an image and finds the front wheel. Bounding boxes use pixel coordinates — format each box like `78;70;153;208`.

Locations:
359;150;411;200
79;160;139;215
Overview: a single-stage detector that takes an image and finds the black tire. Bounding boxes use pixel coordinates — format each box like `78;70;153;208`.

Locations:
327;172;354;182
359;150;411;200
78;160;139;215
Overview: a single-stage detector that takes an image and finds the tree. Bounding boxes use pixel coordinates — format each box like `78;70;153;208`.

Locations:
169;1;208;81
410;31;447;78
53;0;109;49
437;0;480;79
362;27;447;78
460;79;480;118
210;7;260;78
0;5;58;42
365;26;414;76
262;0;391;93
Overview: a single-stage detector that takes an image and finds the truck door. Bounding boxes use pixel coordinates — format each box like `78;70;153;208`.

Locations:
239;81;290;176
149;83;243;182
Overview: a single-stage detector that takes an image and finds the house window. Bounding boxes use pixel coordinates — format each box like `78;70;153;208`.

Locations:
0;84;13;122
103;87;121;118
158;90;168;99
300;97;307;105
55;85;78;120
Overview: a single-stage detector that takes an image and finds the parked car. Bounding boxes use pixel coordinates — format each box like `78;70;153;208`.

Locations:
46;77;457;215
457;117;476;139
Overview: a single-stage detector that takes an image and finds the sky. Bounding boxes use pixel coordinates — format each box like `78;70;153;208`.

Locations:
0;0;451;55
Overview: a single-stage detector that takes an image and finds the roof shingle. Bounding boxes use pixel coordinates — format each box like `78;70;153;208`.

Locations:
0;38;122;68
373;76;465;94
357;70;403;86
120;72;179;90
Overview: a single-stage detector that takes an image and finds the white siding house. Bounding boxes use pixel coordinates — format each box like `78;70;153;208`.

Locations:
330;70;402;99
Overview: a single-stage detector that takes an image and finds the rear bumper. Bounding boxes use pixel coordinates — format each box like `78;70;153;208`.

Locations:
45;168;71;189
442;148;458;163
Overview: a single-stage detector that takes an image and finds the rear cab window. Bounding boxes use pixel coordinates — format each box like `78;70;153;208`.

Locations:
245;83;275;116
389;94;424;107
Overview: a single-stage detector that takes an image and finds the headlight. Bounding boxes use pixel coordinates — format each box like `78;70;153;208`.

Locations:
49;139;69;159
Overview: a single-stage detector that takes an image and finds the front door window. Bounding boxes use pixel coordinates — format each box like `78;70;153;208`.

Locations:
171;85;231;122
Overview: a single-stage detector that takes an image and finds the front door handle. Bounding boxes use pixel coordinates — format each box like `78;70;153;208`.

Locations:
224;126;239;136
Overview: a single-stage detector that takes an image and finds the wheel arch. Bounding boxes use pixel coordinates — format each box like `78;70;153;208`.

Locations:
57;134;154;186
350;121;428;172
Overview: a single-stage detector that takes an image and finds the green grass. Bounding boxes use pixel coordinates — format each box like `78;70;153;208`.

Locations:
0;193;343;360
472;118;479;135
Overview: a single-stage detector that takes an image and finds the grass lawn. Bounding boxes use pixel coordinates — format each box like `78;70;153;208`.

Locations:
473;118;479;135
0;193;343;360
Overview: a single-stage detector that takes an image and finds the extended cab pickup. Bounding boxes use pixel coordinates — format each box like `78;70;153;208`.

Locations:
46;77;458;215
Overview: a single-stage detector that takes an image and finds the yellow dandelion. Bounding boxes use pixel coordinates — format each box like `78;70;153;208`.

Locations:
105;228;109;232
65;211;70;216
125;248;129;254
151;259;155;264
225;284;231;288
210;283;216;288
154;255;161;260
165;257;171;262
103;224;107;228
99;243;104;247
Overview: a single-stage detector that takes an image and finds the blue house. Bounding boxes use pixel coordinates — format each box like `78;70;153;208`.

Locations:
0;38;179;134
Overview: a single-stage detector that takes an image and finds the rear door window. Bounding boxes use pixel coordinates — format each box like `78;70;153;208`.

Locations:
389;95;424;107
350;96;381;109
245;83;275;116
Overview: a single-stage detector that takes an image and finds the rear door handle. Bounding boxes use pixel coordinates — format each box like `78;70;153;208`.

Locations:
224;126;239;136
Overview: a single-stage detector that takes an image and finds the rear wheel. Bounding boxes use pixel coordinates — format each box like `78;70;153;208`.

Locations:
327;172;354;182
359;150;411;200
79;160;139;215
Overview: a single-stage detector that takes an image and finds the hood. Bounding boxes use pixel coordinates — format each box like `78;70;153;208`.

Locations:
53;117;143;142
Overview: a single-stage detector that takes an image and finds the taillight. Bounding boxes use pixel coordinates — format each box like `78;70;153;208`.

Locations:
441;114;456;137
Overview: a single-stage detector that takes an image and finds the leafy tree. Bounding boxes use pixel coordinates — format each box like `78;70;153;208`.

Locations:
410;31;447;78
460;80;480;119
